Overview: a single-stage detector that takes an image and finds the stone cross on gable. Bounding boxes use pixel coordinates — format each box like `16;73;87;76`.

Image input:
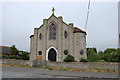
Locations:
52;7;55;15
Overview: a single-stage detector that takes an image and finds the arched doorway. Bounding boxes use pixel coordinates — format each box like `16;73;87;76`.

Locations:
48;48;57;61
46;46;58;62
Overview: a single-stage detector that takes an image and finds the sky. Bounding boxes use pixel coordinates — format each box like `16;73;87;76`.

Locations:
0;1;118;52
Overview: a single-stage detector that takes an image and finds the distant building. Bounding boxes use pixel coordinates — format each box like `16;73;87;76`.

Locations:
30;8;87;65
0;46;14;56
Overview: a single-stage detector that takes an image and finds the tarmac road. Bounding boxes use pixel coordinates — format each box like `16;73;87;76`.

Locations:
1;66;119;79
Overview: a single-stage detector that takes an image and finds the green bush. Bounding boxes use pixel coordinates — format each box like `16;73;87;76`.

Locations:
86;48;120;62
80;58;88;62
97;60;106;62
10;45;19;55
21;52;29;60
64;55;75;62
87;48;99;62
2;55;23;60
2;55;6;59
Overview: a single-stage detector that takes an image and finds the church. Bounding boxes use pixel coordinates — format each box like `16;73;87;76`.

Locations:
30;8;87;65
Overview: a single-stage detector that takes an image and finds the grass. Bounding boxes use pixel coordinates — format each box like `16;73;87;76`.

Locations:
44;66;52;70
2;63;32;68
1;63;118;73
44;66;119;73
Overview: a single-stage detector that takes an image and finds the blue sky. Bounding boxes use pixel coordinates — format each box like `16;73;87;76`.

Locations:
1;1;118;51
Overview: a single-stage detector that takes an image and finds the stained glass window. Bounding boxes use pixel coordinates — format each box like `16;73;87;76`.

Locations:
49;23;56;39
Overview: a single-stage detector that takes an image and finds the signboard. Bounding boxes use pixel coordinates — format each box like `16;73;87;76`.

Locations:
37;56;42;60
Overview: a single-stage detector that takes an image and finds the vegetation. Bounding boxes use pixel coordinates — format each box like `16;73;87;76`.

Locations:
2;64;32;68
44;66;118;73
2;55;22;59
64;55;75;62
2;45;29;60
20;51;29;60
10;45;19;55
85;48;120;62
80;58;88;62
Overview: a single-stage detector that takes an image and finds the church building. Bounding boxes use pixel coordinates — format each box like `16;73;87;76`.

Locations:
30;8;87;65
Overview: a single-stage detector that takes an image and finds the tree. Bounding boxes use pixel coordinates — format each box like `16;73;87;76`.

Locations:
110;49;120;62
98;51;104;60
97;48;120;62
87;48;99;62
10;45;19;55
103;48;117;62
21;51;29;60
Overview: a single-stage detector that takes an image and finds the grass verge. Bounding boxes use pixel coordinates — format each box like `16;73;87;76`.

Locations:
44;66;119;73
1;63;32;68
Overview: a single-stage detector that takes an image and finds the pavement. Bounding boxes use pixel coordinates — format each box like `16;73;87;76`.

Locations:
1;66;119;79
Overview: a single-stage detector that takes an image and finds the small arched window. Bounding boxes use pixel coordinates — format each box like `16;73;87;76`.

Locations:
49;23;56;40
39;33;42;40
64;31;67;38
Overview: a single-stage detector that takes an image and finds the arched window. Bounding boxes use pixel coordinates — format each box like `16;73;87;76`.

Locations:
64;31;67;38
39;33;42;40
49;23;56;39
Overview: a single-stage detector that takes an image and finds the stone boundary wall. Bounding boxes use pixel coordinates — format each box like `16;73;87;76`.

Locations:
2;59;119;71
2;59;30;66
47;61;119;71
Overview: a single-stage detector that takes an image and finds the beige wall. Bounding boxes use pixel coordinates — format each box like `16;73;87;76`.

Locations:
30;36;34;61
74;33;87;62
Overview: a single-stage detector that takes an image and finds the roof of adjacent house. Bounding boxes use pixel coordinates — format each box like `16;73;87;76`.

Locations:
0;46;13;54
73;27;86;34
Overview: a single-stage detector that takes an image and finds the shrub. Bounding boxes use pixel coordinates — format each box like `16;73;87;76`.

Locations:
21;52;29;60
45;66;52;70
64;55;75;62
97;60;106;62
80;58;88;62
10;45;19;55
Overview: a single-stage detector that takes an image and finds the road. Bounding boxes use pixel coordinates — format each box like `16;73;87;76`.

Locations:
1;66;119;79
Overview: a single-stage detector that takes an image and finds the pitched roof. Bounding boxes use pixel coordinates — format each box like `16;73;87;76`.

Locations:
0;46;13;54
73;27;86;34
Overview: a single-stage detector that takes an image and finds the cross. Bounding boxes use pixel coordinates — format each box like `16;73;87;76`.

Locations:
52;7;55;15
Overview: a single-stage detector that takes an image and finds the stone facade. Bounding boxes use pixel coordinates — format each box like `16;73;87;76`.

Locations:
30;8;87;66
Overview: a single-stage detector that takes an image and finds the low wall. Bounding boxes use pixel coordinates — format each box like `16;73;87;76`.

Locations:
2;59;31;66
47;61;119;71
2;59;119;71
